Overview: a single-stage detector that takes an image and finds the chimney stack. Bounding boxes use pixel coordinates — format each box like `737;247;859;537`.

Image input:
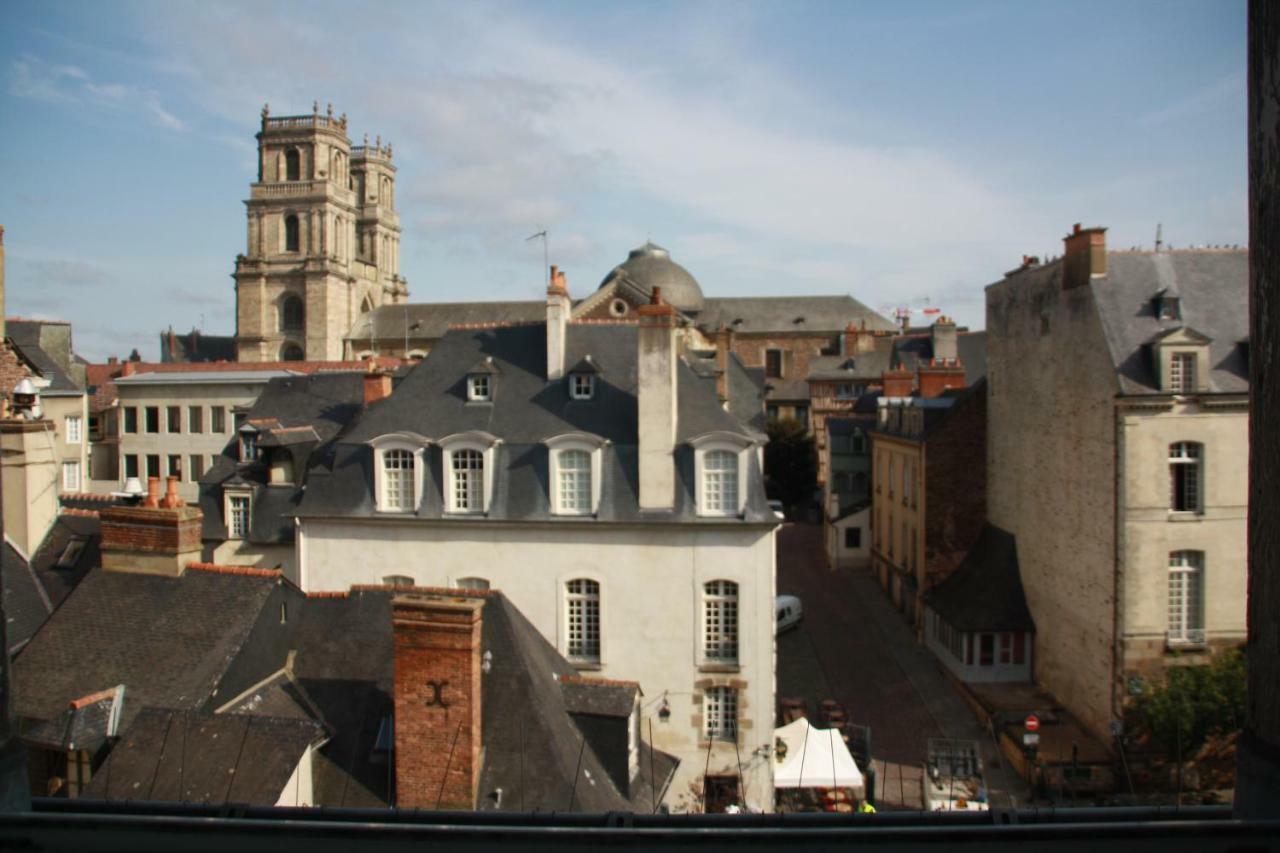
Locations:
99;476;203;576
393;593;485;810
546;265;570;381
637;288;678;511
714;325;733;405
1063;223;1107;289
880;366;914;398
918;358;966;398
930;316;958;362
363;363;393;406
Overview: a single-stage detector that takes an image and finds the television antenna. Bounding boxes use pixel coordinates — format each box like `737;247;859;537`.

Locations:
526;227;548;284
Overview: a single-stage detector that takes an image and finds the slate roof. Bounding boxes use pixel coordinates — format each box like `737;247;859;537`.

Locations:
696;295;896;335
82;708;325;804
7;320;82;394
28;511;100;614
12;567;279;731
22;686;124;753
159;329;238;364
2;537;51;656
923;524;1035;632
300;323;774;525
348;301;546;343
561;677;638;718
598;242;705;314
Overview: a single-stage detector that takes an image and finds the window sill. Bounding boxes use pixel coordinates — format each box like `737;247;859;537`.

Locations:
698;662;741;674
1165;640;1207;653
569;660;603;672
1167;512;1204;522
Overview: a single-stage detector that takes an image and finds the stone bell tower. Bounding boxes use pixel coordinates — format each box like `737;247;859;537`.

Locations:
233;102;408;362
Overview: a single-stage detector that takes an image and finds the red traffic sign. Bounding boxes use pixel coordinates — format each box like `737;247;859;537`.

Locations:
1025;714;1040;732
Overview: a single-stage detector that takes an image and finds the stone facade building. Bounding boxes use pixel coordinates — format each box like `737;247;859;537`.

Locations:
234;103;408;363
985;224;1248;743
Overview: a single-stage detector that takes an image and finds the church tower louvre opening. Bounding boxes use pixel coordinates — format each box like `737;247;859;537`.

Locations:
233;102;409;363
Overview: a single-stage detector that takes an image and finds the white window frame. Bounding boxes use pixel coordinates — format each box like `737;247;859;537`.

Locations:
1168;441;1203;514
545;433;607;516
238;426;259;463
691;432;754;518
369;433;429;514
703;685;738;742
702;580;740;665
65;415;82;445
440;432;500;515
467;374;492;402
1168;551;1205;646
1169;352;1197;394
61;461;81;492
225;490;252;540
570;373;595;400
563;577;602;664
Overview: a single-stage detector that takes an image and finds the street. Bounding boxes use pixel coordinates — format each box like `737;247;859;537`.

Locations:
776;522;1029;810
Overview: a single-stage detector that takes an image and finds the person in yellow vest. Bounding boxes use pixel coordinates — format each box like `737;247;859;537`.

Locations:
858;801;876;814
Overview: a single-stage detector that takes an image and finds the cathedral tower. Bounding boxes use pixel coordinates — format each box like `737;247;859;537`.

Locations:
233;103;408;362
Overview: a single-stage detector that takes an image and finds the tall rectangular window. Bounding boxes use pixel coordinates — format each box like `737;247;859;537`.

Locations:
167;406;182;433
703;580;739;664
1170;353;1197;394
211;406;226;433
61;462;81;492
167;455;182;478
146;454;160;478
565;578;600;661
381;449;415;511
704;686;738;741
188;406;204;434
1169;442;1202;512
124;407;138;434
124;454;139;479
1168;551;1205;644
65;416;82;445
702;450;739;515
450;449;484;513
765;349;783;379
228;495;250;539
189;454;205;481
144;407;160;434
556;449;592;514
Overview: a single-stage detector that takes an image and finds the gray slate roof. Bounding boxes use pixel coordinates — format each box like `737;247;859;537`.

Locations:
7;320;82;394
3;538;51;655
347;301;545;343
923;524;1035;632
22;685;123;752
82;708;325;804
159;330;238;364
301;323;774;525
696;295;896;334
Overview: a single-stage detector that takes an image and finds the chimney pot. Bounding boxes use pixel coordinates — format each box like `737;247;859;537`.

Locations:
143;476;161;508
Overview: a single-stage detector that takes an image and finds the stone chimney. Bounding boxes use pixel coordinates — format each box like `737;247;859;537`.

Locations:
880;366;914;398
930;316;958;362
714;324;733;405
1063;223;1107;289
393;593;484;810
363;363;393;406
843;320;876;356
99;476;203;576
918;358;966;399
637;288;678;511
0;415;58;555
546;265;570;381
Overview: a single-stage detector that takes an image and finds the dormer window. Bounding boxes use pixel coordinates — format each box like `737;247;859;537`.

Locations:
239;427;259;462
1170;352;1196;394
546;433;607;516
1158;294;1181;321
440;432;500;515
691;432;755;518
369;433;428;514
467;375;491;401
1153;326;1211;394
570;374;594;400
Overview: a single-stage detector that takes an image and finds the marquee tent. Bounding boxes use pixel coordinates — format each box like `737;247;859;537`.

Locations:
773;717;865;794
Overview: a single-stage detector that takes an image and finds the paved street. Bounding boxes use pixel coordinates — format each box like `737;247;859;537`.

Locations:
776;522;1030;810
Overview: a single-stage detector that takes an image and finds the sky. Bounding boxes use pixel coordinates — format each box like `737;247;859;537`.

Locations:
0;0;1247;362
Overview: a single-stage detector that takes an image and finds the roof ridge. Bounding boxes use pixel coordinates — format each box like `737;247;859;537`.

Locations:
185;562;282;578
59;508;100;519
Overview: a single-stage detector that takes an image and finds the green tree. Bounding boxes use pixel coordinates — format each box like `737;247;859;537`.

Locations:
764;418;817;509
1134;649;1246;756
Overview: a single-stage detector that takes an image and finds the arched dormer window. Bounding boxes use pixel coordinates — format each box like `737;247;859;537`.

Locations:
440;432;500;515
285;148;301;181
280;294;304;331
369;433;429;514
545;433;608;516
279;343;304;362
690;432;756;518
284;214;300;253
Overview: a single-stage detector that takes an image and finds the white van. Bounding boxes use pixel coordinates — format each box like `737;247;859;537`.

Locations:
776;595;803;633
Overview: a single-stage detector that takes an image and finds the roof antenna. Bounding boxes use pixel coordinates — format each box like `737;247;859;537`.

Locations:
1155;223;1164;253
526;227;548;287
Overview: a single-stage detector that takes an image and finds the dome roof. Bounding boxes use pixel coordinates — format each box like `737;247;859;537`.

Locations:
599;242;704;313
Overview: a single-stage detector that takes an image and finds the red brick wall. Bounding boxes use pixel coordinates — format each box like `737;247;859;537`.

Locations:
99;506;203;553
393;595;483;810
918;363;966;399
923;387;987;589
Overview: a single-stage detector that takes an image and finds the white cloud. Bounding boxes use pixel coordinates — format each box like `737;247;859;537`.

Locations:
8;53;186;131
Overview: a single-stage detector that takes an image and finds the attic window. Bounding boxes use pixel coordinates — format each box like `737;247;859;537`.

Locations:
56;536;88;569
1157;294;1182;321
239;428;259;462
570;373;595;400
467;374;491;402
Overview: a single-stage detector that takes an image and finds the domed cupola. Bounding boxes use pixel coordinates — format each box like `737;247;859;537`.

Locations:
599;241;705;314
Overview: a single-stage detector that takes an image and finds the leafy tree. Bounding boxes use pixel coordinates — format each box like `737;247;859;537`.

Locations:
764;418;817;509
1134;649;1246;756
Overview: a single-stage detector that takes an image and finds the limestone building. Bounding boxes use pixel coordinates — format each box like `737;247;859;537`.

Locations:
985;224;1248;743
234;103;408;363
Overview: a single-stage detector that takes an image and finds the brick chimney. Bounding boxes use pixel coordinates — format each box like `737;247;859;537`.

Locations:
930;316;958;362
714;324;733;404
393;593;484;810
363;363;393;406
1063;223;1107;289
99;476;203;576
918;358;966;399
546;265;570;381
637;288;678;511
881;366;914;398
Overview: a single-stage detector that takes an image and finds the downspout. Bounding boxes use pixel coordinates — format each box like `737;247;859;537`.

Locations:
1111;397;1125;740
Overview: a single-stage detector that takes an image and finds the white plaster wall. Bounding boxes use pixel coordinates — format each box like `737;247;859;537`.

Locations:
831;506;870;569
299;519;776;812
1118;403;1248;643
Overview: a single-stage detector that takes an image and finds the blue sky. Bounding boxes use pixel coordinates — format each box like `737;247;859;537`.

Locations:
0;0;1246;361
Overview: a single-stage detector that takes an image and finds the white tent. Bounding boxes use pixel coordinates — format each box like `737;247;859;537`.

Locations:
773;717;865;794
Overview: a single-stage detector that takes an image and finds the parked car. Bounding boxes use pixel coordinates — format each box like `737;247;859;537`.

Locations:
776;595;803;633
768;499;786;520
